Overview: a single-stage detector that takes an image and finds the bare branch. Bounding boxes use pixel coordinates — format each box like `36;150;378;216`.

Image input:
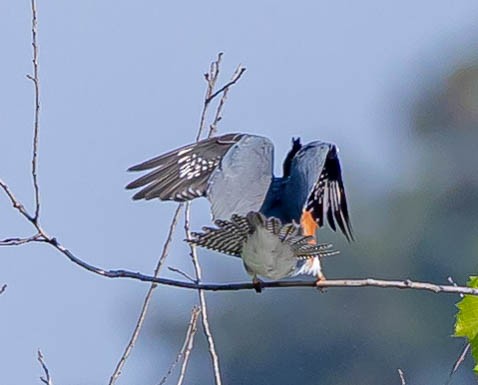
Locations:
0;230;476;296
37;350;53;385
27;0;41;222
158;306;201;385
109;204;183;385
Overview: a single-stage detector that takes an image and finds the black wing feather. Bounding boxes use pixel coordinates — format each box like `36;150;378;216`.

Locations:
126;133;245;201
306;146;353;241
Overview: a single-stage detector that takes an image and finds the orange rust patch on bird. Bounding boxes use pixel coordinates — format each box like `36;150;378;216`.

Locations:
300;209;318;244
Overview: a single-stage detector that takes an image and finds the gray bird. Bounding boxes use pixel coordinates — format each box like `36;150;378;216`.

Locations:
126;133;353;281
187;212;338;290
126;133;352;239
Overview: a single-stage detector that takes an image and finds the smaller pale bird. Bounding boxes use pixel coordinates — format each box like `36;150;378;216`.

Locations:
187;212;338;291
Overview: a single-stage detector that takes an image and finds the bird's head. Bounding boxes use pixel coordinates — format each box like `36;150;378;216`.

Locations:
282;137;302;177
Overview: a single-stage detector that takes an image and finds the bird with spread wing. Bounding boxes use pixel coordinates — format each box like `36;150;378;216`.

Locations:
126;133;353;284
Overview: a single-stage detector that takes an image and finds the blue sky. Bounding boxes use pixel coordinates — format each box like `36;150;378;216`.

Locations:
2;1;478;384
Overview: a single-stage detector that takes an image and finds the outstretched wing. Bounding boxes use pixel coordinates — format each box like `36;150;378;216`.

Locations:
126;133;274;220
285;141;353;241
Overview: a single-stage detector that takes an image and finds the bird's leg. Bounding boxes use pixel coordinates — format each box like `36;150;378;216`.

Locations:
252;275;263;293
300;211;327;290
314;260;327;292
316;270;326;283
300;209;319;244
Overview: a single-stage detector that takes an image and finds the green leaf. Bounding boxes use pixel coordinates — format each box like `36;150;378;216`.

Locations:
455;277;478;338
454;276;478;373
471;336;478;373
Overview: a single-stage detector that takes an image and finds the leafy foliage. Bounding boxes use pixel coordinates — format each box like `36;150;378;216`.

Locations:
455;276;478;373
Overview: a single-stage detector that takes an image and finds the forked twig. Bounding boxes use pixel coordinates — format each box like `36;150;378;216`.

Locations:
0;179;35;222
0;234;41;246
208;64;246;137
158;306;201;385
206;66;246;105
37;350;53;385
196;53;221;141
168;266;196;283
175;307;201;385
111;54;244;384
0;0;41;228
27;0;41;222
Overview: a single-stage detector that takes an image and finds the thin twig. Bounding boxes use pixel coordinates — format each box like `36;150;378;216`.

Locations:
208;64;246;137
37;350;53;385
397;368;406;385
158;306;201;385
0;179;35;222
168;266;196;283
446;342;471;385
185;204;222;385
26;0;41;222
205;66;246;105
109;204;183;385
0;234;41;246
448;276;464;298
176;307;201;385
0;284;7;295
0;0;41;233
196;52;223;141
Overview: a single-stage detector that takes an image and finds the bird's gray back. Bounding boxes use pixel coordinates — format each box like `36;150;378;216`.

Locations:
207;135;274;220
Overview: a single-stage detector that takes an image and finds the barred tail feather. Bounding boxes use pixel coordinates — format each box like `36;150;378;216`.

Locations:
186;216;251;257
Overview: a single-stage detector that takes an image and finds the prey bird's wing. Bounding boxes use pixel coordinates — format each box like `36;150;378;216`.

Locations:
126;133;274;220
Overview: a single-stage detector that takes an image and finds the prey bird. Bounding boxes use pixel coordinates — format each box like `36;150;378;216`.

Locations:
187;212;339;291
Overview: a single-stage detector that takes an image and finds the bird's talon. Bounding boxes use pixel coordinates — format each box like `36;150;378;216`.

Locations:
252;277;263;293
315;274;327;292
